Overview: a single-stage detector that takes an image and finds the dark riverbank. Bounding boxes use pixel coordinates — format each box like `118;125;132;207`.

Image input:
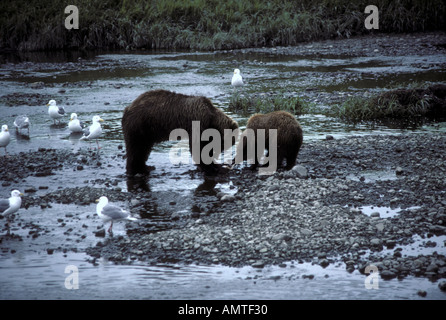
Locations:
1;0;445;52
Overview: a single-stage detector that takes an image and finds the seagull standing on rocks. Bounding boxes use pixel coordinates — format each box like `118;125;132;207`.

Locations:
14;115;30;135
0;190;23;234
46;100;65;125
80;115;104;149
231;68;244;88
96;196;137;234
0;125;11;156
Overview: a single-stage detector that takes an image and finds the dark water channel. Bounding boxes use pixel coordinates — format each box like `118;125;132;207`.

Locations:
0;46;445;300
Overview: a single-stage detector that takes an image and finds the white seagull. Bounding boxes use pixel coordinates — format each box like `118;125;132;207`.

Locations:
0;190;23;234
46;100;65;125
231;68;244;87
96;196;137;234
0;125;11;156
80;115;104;149
14;115;30;135
68;113;86;133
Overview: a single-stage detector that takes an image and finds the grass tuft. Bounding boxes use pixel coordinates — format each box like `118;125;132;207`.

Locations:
228;91;315;116
334;83;446;123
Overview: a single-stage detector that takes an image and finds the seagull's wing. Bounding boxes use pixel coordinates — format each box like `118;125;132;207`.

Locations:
14;115;29;128
14;117;21;128
82;126;90;138
58;106;66;116
101;204;129;220
0;199;10;214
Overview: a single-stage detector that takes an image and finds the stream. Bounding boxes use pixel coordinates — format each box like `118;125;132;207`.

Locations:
0;36;445;300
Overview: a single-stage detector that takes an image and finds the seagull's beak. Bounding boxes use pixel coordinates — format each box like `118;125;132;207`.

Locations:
95;199;100;203
46;103;50;106
99;118;104;122
4;128;8;132
19;193;24;196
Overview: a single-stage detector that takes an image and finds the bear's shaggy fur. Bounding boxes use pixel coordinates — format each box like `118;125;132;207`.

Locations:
235;111;303;170
122;90;238;175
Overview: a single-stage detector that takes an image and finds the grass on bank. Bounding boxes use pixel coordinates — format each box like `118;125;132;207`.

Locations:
334;95;429;123
228;83;446;126
335;84;446;123
1;0;445;51
228;91;317;116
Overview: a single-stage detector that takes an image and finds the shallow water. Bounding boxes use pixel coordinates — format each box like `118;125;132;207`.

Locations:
0;47;445;300
1;250;445;300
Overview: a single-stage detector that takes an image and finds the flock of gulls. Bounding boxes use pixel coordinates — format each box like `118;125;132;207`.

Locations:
1;69;244;235
0;99;106;155
0;99;128;235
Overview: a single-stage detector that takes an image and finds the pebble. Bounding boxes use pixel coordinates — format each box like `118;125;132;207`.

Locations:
380;270;397;280
251;261;265;268
221;194;235;202
319;259;329;268
417;290;427;297
94;229;106;238
291;165;309;179
439;281;446;292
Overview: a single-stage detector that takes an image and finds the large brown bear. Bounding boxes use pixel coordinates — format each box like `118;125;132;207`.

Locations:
234;111;303;172
122;90;239;175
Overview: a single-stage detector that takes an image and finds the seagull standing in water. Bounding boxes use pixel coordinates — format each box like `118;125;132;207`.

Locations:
231;68;244;88
80;115;104;149
96;196;137;234
46;100;65;125
14;115;30;135
0;125;11;156
0;190;23;234
69;113;86;133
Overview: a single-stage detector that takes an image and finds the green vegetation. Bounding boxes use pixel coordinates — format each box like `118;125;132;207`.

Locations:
228;91;316;115
1;0;445;51
334;83;446;123
228;83;446;127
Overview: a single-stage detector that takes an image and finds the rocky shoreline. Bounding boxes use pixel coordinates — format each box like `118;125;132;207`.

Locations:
79;133;445;282
1;126;445;288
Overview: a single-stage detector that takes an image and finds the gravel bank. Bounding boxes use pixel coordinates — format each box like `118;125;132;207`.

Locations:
1;133;445;283
84;133;446;281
